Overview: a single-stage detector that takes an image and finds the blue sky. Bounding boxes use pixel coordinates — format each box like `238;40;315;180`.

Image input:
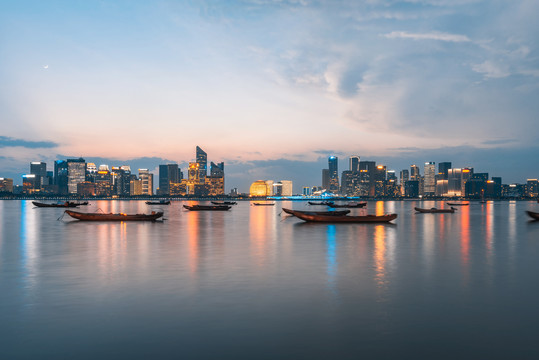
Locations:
1;0;538;191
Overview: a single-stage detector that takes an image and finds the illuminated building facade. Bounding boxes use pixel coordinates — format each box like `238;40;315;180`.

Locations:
328;156;339;193
67;158;86;194
159;164;179;195
130;179;143;196
438;162;451;179
424;162;436;195
54;160;68;195
30;162;48;187
527;179;538;198
95;169;113;197
138;169;153;195
410;165;420;180
250;180;273;196
0;178;14;193
349;156;360;172
77;181;96;197
196;146;207;183
22;174;39;194
447;168;462;197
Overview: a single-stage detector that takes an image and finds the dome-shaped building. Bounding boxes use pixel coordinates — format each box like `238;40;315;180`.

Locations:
249;180;272;196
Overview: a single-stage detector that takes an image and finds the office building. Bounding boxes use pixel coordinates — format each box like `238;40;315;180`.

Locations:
424;162;436;195
0;178;14;193
196;146;207;183
159;164;180;195
328;156;339;193
410;165;420;180
30;162;47;187
527;179;538;198
438;162;451;179
22;174;39;194
349;156;360;172
138;169;153;195
250;180;273;196
67;158;86;194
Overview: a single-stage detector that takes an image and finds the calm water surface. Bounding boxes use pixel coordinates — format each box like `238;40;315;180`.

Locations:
1;200;539;359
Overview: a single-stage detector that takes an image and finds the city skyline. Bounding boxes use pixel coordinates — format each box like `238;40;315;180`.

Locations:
1;1;538;187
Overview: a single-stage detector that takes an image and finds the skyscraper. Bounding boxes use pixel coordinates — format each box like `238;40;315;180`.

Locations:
67;158;86;194
438;162;451;179
349;155;360;172
138;169;153;195
410;165;420;180
328;156;339;193
424;162;436;195
54;160;68;194
196;146;207;183
159;164;179;195
30;162;47;187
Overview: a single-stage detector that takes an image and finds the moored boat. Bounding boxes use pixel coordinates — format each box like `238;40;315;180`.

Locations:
415;207;456;213
446;202;469;206
33;201;81;208
282;208;350;217
291;212;397;223
64;210;164;221
183;205;231;211
211;201;237;205
146;200;171;205
252;203;275;206
526;210;539;221
327;202;367;208
308;201;334;206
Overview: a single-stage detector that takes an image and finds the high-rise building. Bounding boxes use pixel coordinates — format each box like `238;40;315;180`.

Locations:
328;156;339;193
67;158;86;194
280;180;293;196
196;146;207;183
250;180;272;196
0;178;14;193
410;165;420;180
438;162;451;179
54;160;68;194
138;169;153;195
159;164;179;195
424;162;436;195
349;156;360;172
130;179;143;196
461;167;473;195
30;162;47;187
22;174;39;194
527;179;538;198
447;168;462;197
207;162;225;196
322;169;330;190
387;170;397;182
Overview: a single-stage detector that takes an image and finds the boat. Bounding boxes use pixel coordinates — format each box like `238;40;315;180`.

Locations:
327;202;367;208
211;201;237;205
447;202;469;206
33;201;82;208
69;201;89;206
415;207;456;213
183;205;231;211
526;211;539;221
252;203;275;206
291;211;397;223
64;210;164;221
282;208;350;217
146;200;171;205
308;201;334;206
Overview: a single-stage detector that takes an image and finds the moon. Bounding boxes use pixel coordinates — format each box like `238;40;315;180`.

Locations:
43;65;49;69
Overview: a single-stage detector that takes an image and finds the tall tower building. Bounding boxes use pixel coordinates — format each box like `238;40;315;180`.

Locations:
159;164;179;195
438;162;452;179
196;146;207;183
30;162;47;187
138;169;153;195
328;156;339;193
67;158;86;194
54;160;69;194
424;162;436;195
349;155;360;172
410;165;420;180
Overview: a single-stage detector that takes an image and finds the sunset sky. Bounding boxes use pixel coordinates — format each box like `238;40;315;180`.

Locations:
1;0;538;191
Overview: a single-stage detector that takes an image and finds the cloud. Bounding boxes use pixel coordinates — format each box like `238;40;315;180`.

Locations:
471;61;510;79
0;136;58;149
382;31;471;42
481;139;516;145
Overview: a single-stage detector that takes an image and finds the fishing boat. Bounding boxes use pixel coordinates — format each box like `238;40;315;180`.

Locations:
282;208;350;217
446;202;469;206
526;210;539;221
252;203;275;206
70;201;89;206
33;201;82;208
308;201;334;206
146;200;171;205
183;205;231;211
327;202;367;208
415;207;456;213
211;201;237;205
291;212;397;223
64;210;164;221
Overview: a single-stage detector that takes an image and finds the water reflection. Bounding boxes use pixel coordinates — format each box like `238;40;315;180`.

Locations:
20;201;38;310
374;225;386;291
326;225;337;297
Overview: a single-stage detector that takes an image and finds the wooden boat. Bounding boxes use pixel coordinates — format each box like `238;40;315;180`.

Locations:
252;203;275;206
33;201;81;208
146;200;171;205
282;208;350;217
292;211;397;223
211;201;237;205
327;202;367;208
526;211;539;221
64;210;163;221
183;205;231;211
447;202;469;206
308;201;334;206
70;201;89;206
415;207;456;213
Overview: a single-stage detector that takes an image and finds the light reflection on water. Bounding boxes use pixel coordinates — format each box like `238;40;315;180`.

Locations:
2;200;539;359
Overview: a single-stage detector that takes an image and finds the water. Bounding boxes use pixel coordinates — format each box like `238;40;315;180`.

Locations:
1;200;539;359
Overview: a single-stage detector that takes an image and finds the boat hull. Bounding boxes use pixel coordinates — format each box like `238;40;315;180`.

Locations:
146;201;171;205
282;208;350;217
327;203;367;208
183;205;231;211
446;203;469;206
33;201;80;208
526;211;539;221
65;210;164;221
292;212;397;223
415;207;455;213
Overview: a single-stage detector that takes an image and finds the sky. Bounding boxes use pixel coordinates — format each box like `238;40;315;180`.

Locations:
1;0;538;192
